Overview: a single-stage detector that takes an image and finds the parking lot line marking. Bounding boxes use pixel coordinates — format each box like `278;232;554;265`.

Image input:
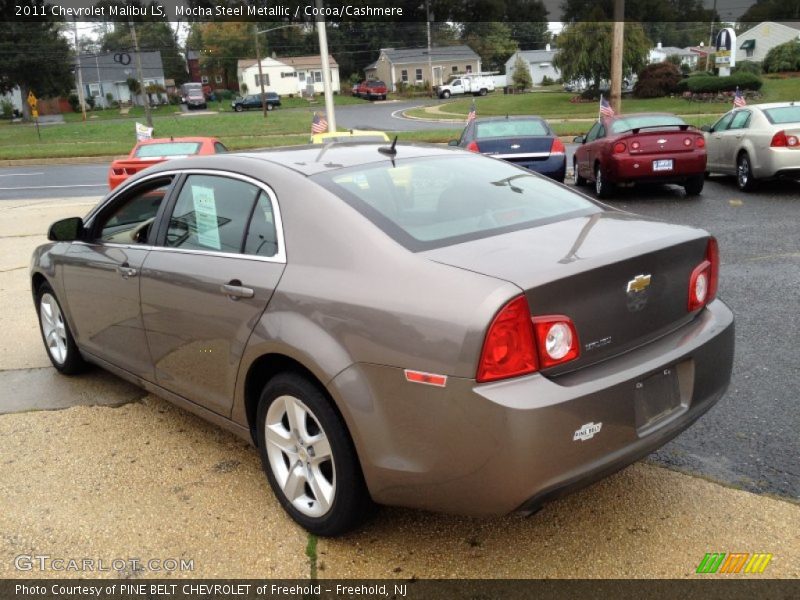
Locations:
0;184;106;190
729;199;743;206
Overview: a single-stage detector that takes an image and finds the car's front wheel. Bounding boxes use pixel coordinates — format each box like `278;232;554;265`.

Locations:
441;90;451;99
36;283;85;374
737;152;756;192
256;373;372;536
594;163;614;199
267;103;274;111
234;104;243;112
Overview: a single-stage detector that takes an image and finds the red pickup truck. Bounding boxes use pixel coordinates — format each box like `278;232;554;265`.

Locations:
353;80;388;101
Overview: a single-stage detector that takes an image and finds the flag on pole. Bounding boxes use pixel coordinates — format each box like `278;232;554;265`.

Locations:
733;87;747;108
467;99;477;123
599;94;615;119
311;112;328;134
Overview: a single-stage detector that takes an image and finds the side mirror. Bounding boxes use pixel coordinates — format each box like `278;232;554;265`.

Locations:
700;125;713;133
448;140;460;146
48;217;84;242
573;135;585;144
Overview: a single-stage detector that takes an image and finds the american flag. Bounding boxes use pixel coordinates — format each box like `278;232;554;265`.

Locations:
311;112;328;134
733;87;747;108
467;100;477;123
599;94;615;119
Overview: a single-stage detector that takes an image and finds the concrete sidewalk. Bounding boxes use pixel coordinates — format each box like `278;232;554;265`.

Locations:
1;197;798;579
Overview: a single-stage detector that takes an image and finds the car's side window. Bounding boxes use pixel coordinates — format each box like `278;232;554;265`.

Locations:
713;112;735;132
165;175;261;254
243;191;279;257
729;111;751;130
585;122;601;142
597;124;606;138
214;142;228;153
96;178;173;245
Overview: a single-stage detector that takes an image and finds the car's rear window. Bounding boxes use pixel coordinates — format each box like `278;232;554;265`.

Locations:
476;120;549;138
135;142;202;158
611;115;685;133
763;106;800;125
313;155;599;251
368;81;385;87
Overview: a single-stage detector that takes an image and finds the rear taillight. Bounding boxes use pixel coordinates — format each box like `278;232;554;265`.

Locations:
466;140;480;152
532;316;580;369
476;296;580;382
476;296;538;382
688;237;719;311
112;168;124;175
613;142;627;153
550;137;566;154
695;136;705;148
124;167;137;175
770;130;799;147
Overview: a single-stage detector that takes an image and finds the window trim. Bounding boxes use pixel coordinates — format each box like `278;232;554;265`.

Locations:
80;169;287;264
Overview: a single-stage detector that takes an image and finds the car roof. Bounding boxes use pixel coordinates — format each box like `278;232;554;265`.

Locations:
746;102;799;110
146;143;460;177
608;112;681;120
136;137;217;146
474;116;546;122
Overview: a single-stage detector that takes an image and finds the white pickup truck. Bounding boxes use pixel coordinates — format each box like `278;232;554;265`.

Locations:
437;75;495;99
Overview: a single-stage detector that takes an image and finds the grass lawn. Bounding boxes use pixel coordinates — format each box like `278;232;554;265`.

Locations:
404;77;800;122
62;94;368;123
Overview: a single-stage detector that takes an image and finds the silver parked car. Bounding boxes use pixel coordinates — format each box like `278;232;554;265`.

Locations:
702;102;800;191
31;144;734;536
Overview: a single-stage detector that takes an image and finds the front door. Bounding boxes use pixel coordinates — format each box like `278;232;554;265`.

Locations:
61;176;175;378
140;172;285;417
707;111;734;171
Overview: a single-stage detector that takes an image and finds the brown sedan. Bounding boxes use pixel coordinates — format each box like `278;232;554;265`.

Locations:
31;144;734;536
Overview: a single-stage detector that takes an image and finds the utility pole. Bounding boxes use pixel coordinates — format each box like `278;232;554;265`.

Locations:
315;0;336;132
72;18;86;122
254;24;268;118
706;0;718;71
426;0;433;97
129;21;152;128
610;0;624;115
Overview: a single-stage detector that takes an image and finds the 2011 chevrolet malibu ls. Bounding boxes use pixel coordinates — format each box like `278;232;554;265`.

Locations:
31;143;734;536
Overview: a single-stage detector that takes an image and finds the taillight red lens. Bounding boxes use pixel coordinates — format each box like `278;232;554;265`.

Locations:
771;131;787;147
695;136;705;148
550;137;566;154
112;168;124;175
532;316;580;369
688;237;719;311
613;142;627;153
466;140;480;152
476;296;538;383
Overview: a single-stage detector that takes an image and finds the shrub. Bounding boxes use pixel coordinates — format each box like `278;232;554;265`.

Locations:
633;62;682;98
511;54;532;91
85;95;95;109
763;40;800;73
67;94;80;113
734;61;762;75
676;72;763;93
580;87;603;100
1;99;14;119
540;75;555;86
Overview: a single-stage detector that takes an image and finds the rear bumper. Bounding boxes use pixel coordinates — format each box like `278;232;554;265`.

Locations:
330;299;734;516
754;147;800;179
608;152;706;184
499;155;566;182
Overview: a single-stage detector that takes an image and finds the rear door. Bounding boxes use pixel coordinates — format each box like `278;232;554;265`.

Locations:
140;172;285;417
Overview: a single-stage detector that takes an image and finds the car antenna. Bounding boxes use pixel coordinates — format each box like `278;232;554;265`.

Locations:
378;136;398;157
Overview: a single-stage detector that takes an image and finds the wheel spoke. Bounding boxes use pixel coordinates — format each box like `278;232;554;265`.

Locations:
308;434;331;463
265;424;295;454
282;462;305;501
307;468;332;512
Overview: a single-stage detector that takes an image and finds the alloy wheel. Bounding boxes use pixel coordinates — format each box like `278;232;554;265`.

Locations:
39;293;67;365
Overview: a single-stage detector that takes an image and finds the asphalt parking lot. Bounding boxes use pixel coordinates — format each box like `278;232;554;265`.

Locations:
0;177;798;579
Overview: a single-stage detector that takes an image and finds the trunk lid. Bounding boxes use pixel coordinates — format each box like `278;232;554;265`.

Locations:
478;137;556;164
421;212;710;374
622;129;703;155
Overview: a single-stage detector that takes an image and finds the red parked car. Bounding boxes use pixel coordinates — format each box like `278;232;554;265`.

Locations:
354;80;388;101
108;137;227;190
573;113;707;198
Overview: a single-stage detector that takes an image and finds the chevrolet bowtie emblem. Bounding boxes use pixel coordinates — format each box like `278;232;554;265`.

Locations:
627;274;652;293
657;138;667;144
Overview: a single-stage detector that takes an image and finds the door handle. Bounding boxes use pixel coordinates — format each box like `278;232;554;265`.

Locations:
221;281;254;300
117;263;138;278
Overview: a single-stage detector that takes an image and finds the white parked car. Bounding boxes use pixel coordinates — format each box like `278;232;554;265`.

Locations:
702;102;800;191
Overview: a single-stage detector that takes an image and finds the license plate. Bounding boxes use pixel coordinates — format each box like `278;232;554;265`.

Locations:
634;367;680;431
653;159;673;171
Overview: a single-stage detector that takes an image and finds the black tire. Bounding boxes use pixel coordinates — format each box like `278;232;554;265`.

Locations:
574;158;587;186
256;373;373;536
684;174;704;196
235;104;243;112
479;88;488;96
594;163;614;199
381;95;387;101
441;90;451;99
737;152;756;192
266;103;274;111
35;282;86;375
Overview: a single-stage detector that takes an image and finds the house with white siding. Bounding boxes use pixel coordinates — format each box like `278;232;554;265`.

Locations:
735;22;800;63
237;55;340;96
504;46;560;86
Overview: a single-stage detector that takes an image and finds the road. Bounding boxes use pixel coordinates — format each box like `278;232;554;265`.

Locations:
0;163;108;200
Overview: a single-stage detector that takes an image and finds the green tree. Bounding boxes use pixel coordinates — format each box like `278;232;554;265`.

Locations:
463;22;519;73
0;2;73;121
762;40;800;73
553;21;651;89
511;54;533;90
193;22;256;89
740;0;800;22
